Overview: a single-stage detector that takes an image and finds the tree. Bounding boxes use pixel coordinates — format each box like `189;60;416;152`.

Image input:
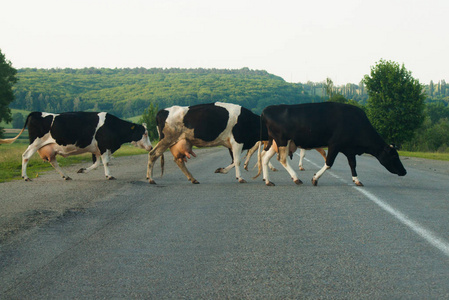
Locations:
429;80;434;97
0;49;18;138
12;112;24;129
138;102;159;141
363;59;426;147
426;102;449;124
328;93;347;103
324;77;334;99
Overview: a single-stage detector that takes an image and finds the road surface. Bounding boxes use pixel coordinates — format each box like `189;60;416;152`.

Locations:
1;148;449;298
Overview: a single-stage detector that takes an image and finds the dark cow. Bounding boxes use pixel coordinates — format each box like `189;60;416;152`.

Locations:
0;112;152;181
257;102;407;186
147;102;267;184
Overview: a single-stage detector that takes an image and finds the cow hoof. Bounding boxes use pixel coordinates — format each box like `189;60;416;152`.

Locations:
312;178;318;186
215;168;224;174
355;181;364;187
24;177;32;182
238;178;247;183
63;176;72;181
107;176;116;180
266;181;275;186
77;168;86;174
192;179;200;184
299;167;305;171
294;179;303;185
149;179;157;184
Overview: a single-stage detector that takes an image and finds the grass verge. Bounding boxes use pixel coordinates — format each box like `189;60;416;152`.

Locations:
0;142;149;183
398;151;449;161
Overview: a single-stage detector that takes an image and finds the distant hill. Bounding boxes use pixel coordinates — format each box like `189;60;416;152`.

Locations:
10;68;323;118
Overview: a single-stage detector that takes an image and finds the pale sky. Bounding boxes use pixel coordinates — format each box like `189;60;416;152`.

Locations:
2;0;448;85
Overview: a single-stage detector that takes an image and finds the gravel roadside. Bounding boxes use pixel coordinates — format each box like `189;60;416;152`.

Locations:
0;154;152;244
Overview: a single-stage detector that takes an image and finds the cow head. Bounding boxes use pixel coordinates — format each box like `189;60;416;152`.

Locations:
131;123;153;151
377;145;407;176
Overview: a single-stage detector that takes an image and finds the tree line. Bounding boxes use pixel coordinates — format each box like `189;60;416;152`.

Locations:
10;67;320;118
1;49;448;152
9;67;448;120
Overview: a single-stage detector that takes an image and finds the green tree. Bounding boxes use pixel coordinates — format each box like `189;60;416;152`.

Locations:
363;59;426;147
138;102;159;141
0;49;18;138
324;77;334;99
328;93;348;103
429;80;434;97
426;102;449;124
12;112;24;129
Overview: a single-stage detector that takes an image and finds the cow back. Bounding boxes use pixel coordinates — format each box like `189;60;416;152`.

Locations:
262;102;382;149
183;103;229;142
51;112;100;148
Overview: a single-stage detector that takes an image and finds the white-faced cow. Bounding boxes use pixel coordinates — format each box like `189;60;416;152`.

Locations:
0;112;152;181
257;102;407;186
147;102;267;184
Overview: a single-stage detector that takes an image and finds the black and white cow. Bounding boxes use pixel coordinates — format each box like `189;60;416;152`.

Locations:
147;102;267;184
257;102;407;186
0;112;152;181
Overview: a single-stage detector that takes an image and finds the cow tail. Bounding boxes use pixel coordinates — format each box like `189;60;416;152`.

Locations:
155;122;165;178
0;113;30;144
253;113;265;179
160;153;165;177
253;141;263;179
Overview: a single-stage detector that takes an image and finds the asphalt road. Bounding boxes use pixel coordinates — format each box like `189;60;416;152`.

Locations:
1;148;449;299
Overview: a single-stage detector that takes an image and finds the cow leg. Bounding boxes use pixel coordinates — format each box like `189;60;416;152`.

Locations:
147;140;171;184
215;163;234;174
78;153;101;174
174;158;199;184
317;148;327;161
21;144;39;181
244;143;277;172
346;153;363;186
100;151;115;180
215;148;234;174
278;145;302;185
262;146;277;186
262;149;278;171
298;148;306;171
243;142;260;171
312;148;338;186
230;142;245;183
48;157;72;180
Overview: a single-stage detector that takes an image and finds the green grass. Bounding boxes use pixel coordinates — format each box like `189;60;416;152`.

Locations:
0;142;150;183
398;151;449;161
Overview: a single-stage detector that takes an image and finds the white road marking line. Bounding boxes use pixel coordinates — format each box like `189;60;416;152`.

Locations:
297;153;449;257
355;188;449;257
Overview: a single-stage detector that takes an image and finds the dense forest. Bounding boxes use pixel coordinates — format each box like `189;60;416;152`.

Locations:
10;68;323;118
11;68;449;119
7;67;449;152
